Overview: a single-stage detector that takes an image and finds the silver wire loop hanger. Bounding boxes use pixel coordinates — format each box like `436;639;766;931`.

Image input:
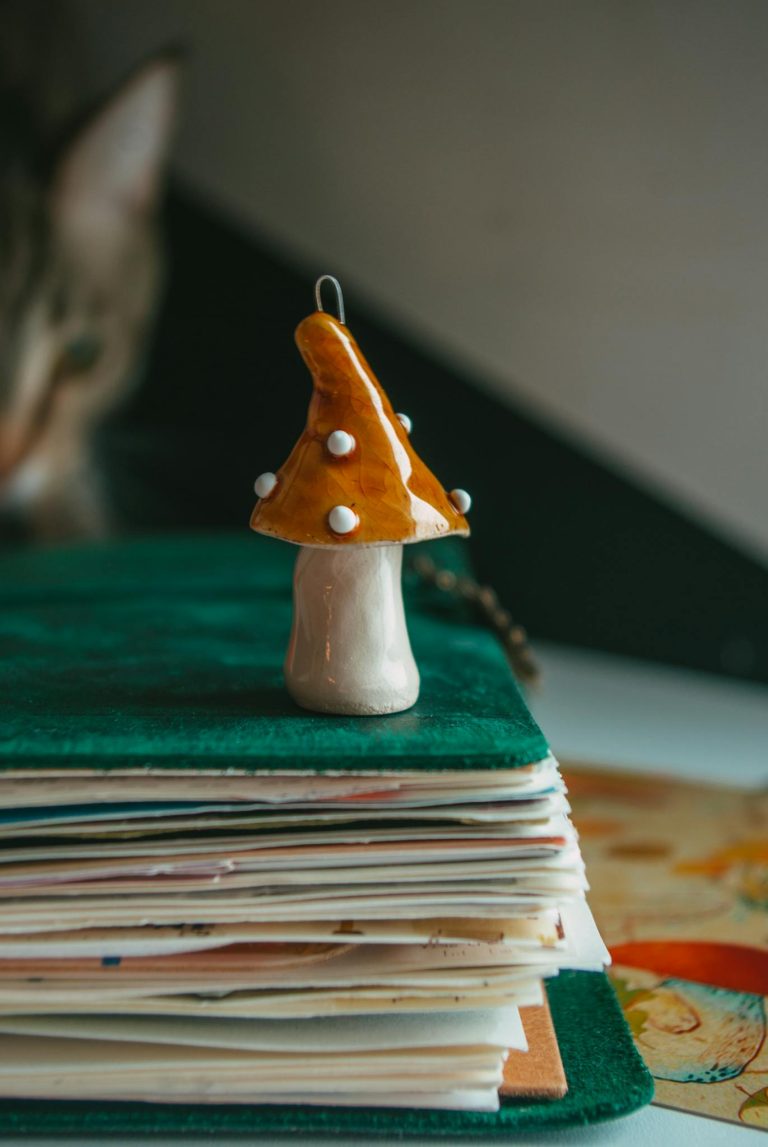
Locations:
314;275;346;325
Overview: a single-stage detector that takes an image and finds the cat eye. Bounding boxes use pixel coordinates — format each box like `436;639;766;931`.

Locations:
63;334;102;373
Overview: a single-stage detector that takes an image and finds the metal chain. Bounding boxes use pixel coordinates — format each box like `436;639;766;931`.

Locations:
411;554;540;685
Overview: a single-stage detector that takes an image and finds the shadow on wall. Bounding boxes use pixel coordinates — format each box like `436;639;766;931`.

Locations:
96;185;768;687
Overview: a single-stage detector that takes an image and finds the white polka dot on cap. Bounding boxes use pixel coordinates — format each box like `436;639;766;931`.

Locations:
254;472;277;498
450;488;472;514
327;430;356;457
328;505;359;535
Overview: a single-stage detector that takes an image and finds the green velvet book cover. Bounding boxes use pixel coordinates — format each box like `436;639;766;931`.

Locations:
0;533;549;773
0;533;653;1134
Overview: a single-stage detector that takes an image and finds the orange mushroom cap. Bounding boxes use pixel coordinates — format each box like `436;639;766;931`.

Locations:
250;311;470;547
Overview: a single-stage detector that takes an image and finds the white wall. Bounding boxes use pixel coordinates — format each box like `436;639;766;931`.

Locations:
73;0;768;561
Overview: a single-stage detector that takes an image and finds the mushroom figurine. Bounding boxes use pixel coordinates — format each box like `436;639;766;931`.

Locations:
250;276;471;716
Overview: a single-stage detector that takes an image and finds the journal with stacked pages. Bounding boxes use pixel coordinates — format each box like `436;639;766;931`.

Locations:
0;533;652;1134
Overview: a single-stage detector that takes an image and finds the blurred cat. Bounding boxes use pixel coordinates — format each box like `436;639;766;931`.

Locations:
0;1;179;540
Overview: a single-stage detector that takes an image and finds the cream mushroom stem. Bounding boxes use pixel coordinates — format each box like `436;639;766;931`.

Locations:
283;542;419;716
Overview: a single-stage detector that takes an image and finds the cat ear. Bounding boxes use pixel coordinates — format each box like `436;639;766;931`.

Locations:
52;51;181;227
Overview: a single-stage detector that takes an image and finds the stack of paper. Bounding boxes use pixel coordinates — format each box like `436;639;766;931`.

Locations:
0;757;607;1111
